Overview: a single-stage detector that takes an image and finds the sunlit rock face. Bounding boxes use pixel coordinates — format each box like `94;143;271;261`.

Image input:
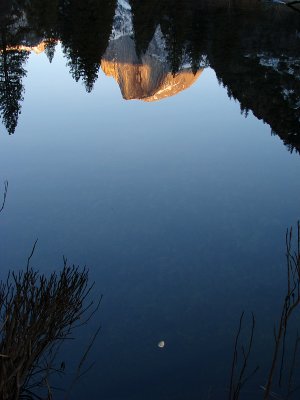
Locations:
142;68;202;102
2;42;46;54
101;0;203;101
101;36;202;101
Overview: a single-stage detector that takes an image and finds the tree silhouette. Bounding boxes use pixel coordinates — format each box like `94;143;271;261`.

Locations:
0;27;28;134
44;39;57;63
61;0;116;92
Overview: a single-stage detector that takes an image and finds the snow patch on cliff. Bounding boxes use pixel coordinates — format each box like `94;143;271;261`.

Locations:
110;0;133;40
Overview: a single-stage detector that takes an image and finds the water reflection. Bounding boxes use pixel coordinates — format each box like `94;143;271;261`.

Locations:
0;13;29;135
0;0;300;150
0;261;100;399
229;223;300;400
1;187;300;399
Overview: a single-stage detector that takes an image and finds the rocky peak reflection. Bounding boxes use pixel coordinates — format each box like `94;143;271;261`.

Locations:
0;0;300;152
102;0;204;101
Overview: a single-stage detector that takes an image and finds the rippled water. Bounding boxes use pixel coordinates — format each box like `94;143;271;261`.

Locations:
0;1;300;399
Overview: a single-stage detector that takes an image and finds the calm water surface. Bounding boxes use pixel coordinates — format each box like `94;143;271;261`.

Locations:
1;0;300;398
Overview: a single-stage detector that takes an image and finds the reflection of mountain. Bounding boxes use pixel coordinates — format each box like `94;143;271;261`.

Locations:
0;0;300;152
101;29;202;102
101;0;202;101
8;35;203;103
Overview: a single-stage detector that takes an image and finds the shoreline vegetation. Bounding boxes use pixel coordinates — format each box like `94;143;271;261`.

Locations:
0;263;101;400
0;182;101;400
229;223;300;400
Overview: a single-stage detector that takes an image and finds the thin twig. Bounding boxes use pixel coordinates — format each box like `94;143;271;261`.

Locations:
0;180;8;214
26;239;38;269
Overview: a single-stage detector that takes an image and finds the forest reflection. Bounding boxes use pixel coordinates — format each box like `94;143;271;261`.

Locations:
0;0;299;151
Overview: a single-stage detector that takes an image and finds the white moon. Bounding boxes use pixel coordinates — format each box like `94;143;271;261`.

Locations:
158;340;165;348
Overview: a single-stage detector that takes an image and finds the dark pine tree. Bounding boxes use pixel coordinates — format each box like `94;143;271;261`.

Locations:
0;27;29;134
61;0;116;93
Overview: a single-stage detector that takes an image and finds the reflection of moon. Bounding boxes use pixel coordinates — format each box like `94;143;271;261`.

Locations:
158;341;165;348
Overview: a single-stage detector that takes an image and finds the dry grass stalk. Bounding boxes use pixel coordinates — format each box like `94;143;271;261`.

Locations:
228;312;259;400
0;261;99;400
0;180;8;214
263;223;300;399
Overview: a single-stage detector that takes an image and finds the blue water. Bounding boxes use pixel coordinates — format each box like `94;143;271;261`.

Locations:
1;45;300;399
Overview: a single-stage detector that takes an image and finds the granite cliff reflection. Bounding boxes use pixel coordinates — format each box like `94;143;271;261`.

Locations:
102;2;204;102
0;0;300;152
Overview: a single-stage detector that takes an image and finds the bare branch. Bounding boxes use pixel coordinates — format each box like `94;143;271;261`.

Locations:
0;180;8;214
0;263;101;399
